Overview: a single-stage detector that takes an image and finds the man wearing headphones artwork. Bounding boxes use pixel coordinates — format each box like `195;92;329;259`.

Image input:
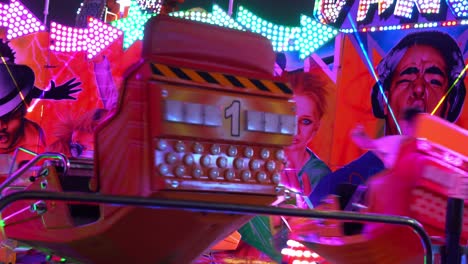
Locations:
309;30;466;207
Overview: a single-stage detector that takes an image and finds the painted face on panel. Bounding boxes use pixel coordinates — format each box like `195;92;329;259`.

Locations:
287;95;320;151
71;130;95;158
386;45;449;135
0;108;24;152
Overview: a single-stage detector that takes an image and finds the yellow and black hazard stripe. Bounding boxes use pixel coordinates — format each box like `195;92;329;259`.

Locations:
150;63;293;95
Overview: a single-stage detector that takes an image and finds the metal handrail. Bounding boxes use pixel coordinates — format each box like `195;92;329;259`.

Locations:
0;191;433;263
0;153;69;196
9;147;38;176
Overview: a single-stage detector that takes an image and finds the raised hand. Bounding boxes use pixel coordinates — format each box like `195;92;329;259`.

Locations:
350;124;374;150
42;78;82;100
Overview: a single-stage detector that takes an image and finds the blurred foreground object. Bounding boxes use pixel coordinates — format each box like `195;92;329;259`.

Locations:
289;113;467;264
0;15;295;263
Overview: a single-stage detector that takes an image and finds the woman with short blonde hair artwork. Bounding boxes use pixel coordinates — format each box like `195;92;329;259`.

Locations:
229;70;333;263
281;70;331;204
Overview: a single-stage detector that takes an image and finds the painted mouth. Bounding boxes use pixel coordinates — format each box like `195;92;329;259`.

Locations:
292;138;300;144
409;99;426;112
0;133;9;144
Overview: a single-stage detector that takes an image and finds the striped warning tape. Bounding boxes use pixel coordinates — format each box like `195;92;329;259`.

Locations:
150;63;293;95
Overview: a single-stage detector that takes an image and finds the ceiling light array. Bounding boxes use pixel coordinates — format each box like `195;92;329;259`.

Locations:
355;0;442;21
50;17;122;59
237;6;299;52
170;5;244;31
341;20;462;33
111;0;154;49
0;0;337;59
110;1;338;58
136;0;163;13
357;0;394;21
10;0;467;59
393;0;441;18
236;6;338;59
449;0;468;17
170;9;211;24
315;0;348;24
299;15;338;59
0;0;45;40
281;239;323;264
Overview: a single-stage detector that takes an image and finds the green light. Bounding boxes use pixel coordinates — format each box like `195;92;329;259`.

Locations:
61;257;67;262
111;0;155;49
0;220;5;227
111;2;339;57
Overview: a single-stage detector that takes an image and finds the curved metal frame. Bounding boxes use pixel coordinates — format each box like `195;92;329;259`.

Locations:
0;191;433;263
0;153;69;196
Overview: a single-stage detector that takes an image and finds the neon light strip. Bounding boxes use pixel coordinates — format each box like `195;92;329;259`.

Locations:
347;13;402;134
341;20;465;33
431;64;468;116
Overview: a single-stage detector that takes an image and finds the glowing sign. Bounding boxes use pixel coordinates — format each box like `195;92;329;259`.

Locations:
236;6;338;59
50;17;122;59
111;0;153;48
315;0;349;23
319;0;468;25
393;0;441;19
357;0;394;21
449;0;468;17
0;0;45;39
136;0;163;13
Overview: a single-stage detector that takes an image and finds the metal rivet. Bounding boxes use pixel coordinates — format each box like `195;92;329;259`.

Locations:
260;149;270;159
174;165;186;177
209;168;220;180
257;171;268;183
241;170;251;182
227;146;238;156
217;157;227;168
244;147;254;158
183;154;194;165
225;169;235;181
175;141;185;152
201;155;211;167
266;160;276;172
210;144;221;155
157;139;168;151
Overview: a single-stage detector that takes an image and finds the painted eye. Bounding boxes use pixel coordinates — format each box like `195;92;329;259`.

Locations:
300;119;312;125
397;79;412;84
70;143;84;157
429;79;442;86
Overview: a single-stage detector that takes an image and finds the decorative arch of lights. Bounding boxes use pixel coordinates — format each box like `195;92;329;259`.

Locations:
316;0;468;32
3;0;466;59
1;0;338;59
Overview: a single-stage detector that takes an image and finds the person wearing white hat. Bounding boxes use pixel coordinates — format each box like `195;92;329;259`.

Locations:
0;63;45;162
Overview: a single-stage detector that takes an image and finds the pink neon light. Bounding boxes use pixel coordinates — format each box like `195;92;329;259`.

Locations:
0;0;45;39
50;18;122;59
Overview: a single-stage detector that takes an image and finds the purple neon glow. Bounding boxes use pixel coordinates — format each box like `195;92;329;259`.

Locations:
50;17;122;59
0;0;45;39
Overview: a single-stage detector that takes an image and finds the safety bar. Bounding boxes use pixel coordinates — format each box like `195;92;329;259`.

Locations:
0;153;69;196
0;191;433;263
9;147;38;176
